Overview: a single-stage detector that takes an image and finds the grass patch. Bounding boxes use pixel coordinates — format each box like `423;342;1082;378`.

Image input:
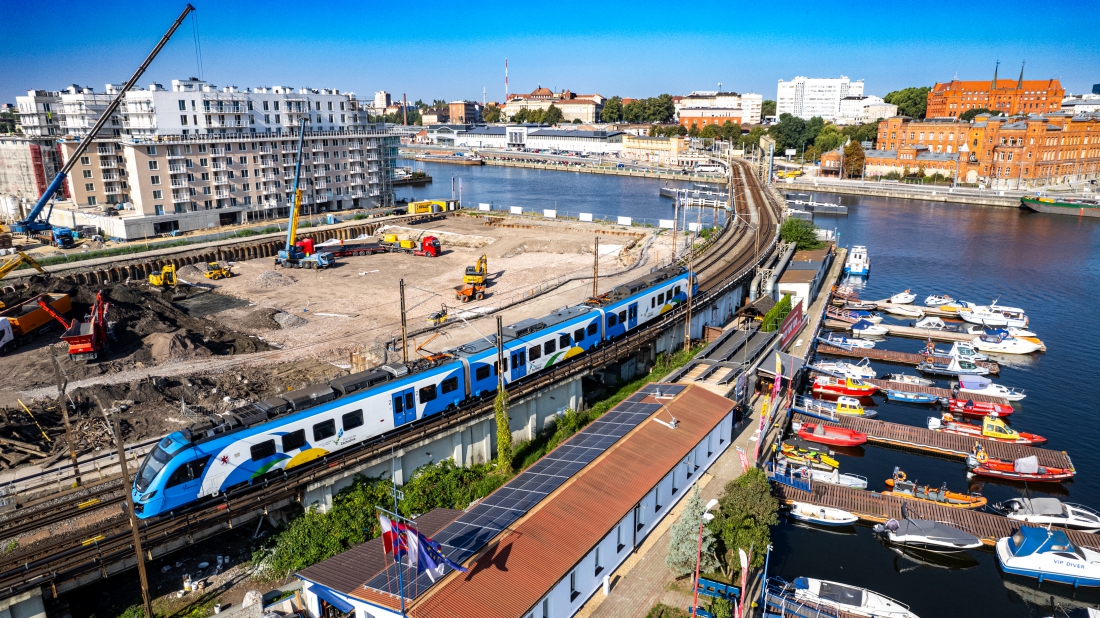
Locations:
646;603;692;618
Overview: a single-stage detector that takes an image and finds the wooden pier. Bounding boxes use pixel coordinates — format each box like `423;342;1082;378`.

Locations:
790;412;1072;469
824;319;980;343
863;378;1006;404
816;344;1001;374
772;482;1100;551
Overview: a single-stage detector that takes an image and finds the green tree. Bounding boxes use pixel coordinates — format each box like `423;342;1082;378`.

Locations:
699;124;721;139
841;122;879;146
718;121;741;142
710;468;778;580
648;94;676;123
779;217;825;250
814;124;845;154
512;108;529;123
623;99;645;123
601;96;623;123
739;126;766;150
572;118;583;124
884;86;932;119
413;99;426;110
688;123;700;138
760;99;777;119
959;107;1001;122
495;390;513;475
767;113;805;151
432;99;447;108
543;104;564;125
844;140;865;178
666;486;720;577
483;104;502;123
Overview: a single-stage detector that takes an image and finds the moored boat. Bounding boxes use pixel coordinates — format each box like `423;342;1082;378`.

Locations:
780;439;840;469
917;356;990;377
967;445;1074;482
992;498;1100;533
890;289;916;304
929;340;988;362
812;375;878;397
912;316;964;332
845;245;870;276
851;319;889;338
884;468;987;509
787;501;859;527
956;375;1026;401
794;395;878;419
882;373;935;387
809;358;876;380
819;333;875;350
958;302;1029;328
926;413;1045;445
996;526;1100;587
924;294;954;307
781;461;869;489
1021;195;1100;217
971;332;1043;355
885;390;940;404
796;421;868;447
947;398;1013;417
786;577;920;617
882;303;924;318
873;517;983;551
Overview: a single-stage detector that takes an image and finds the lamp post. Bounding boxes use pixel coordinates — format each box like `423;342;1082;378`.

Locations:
691;499;720;618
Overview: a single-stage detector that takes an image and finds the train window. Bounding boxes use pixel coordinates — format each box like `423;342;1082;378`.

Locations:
587;323;598;336
529;345;542;361
441;377;459;394
282;429;306;452
515;349;526;365
251;440;276;461
404;392;415;411
607;313;617;327
420;384;437;403
475;365;491;381
544;339;556;354
393;395;404;413
166;464;192;488
618;310;627;323
313;419;336;441
560;334;570;349
574;328;585;343
658;292;665;304
675;285;682;296
628;305;637;320
651;297;656;308
342;409;364;430
494;358;508;374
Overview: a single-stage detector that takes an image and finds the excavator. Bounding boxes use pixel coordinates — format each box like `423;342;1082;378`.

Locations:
148;264;187;300
463;254;487;285
0;251;49;284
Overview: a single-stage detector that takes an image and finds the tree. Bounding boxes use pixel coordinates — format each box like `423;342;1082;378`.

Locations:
601;96;623;123
495;390;513;475
699;124;721;139
814;124;845;154
841;122;878;146
432;99;447;108
779;217;825;251
512;108;529;123
688;124;700;138
483;104;502;123
739;126;767;150
572;118;582;124
843;140;865;178
760;100;777;119
413;99;426;110
649;94;676;123
884;86;931;119
543;104;564;125
666;486;720;577
623;99;645;123
717;121;741;142
710;468;778;580
767;113;805;151
960;107;1001;122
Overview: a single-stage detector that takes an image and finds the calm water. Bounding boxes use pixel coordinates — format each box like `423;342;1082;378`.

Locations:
411;164;1100;615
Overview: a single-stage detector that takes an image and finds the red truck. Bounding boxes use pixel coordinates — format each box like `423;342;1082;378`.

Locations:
316;235;441;258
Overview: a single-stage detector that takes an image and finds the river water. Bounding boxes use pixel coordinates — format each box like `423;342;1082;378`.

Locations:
404;163;1100;616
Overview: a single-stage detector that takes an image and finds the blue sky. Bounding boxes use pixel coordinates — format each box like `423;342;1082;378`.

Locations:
2;1;1097;106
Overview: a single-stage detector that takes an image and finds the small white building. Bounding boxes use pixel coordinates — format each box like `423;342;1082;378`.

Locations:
837;95;897;125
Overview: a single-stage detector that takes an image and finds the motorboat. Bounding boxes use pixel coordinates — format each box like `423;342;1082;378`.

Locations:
890;290;916;304
996;526;1100;587
780;439;840;470
881;304;924;319
956;375;1026;401
845;245;870;276
818;333;876;350
965;324;1038;339
781;461;869;490
917;356;990;377
884;390;940;404
884;468;987;509
810;358;876;380
851;319;889;338
936;301;971;314
958;302;1029;328
794;395;878;419
844;300;880;311
850;310;883;324
812;376;879;397
971;332;1043;355
924;294;955;307
882;373;935;387
947;398;1014;417
929;341;988;362
788;577;920;617
787;501;859;526
874;517;983;551
912;316;964;332
927;413;1045;445
992;498;1100;533
796;421;868;447
968;446;1074;482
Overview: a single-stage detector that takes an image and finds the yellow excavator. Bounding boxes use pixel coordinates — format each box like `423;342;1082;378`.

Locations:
149;264;187;300
463;254;487;285
0;251;49;283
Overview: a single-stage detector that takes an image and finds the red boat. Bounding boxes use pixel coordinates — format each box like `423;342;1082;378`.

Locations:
797;422;867;447
967;444;1074;482
812;376;878;397
947;398;1013;418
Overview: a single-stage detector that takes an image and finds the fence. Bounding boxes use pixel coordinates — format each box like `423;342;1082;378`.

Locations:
472;204;725;231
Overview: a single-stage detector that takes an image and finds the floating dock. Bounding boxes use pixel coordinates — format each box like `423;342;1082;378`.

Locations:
862;378;1006;405
785;199;848;215
824;319;986;344
815;344;1001;374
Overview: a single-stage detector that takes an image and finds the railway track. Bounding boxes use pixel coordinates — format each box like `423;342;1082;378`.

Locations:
0;159;784;598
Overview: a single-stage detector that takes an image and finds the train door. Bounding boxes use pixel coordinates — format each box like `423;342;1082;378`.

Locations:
627;303;639;329
392;388;416;427
163;453;211;507
511;348;527;381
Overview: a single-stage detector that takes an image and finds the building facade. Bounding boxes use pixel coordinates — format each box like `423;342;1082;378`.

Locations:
877;117;968;153
448;100;481;123
676;91;763;125
502;87;604;123
621;134;691;166
678;108;742;129
925;69;1064;118
776;76;864;121
837;95;896;125
0;137;66;204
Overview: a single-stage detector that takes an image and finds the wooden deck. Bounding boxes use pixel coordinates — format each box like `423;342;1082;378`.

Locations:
816;344;1001;374
773;482;1100;552
824;319;980;343
790;412;1073;469
864;378;1006;404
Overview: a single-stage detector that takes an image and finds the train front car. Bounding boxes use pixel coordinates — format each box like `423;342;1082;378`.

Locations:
132;432;198;518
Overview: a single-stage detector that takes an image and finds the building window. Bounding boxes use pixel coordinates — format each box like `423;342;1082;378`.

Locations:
569;571;579;601
594;547;603;576
617;525;625;552
154;204;163;215
152;190;163;199
84;183;94;192
80;156;90;165
82;170;93;179
542;599;549;618
150;175;161;185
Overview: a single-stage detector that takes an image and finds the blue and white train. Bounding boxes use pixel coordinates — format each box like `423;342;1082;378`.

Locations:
132;266;696;518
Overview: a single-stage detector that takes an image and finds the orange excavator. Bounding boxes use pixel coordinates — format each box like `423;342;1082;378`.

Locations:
39;290;111;361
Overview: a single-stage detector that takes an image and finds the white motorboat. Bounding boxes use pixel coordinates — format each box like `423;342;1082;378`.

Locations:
965;324;1038;338
924;294;954;306
849;310;883;324
810;358;876;380
882;373;936;387
993;498;1100;533
918;356;990;376
912;316;965;332
791;465;869;490
787;502;859;526
851;319;889;338
845;245;870;276
819;333;876;350
790;577;920;617
890;289;916;304
971;333;1043;355
930;341;988;362
996;527;1100;587
882;303;924;319
873;517;983;551
958;302;1029;328
957;375;1026;401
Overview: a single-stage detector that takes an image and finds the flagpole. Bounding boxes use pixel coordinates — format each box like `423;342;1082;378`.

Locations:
391;449;406;618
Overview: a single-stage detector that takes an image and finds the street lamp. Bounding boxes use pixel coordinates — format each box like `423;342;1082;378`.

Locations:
691;499;720;618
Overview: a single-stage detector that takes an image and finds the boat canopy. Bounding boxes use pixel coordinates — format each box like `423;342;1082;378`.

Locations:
1014;455;1039;474
1009;526;1076;558
959;376;992;388
817;581;865;606
852;319;876;329
1013;498;1065;516
891;518;982;545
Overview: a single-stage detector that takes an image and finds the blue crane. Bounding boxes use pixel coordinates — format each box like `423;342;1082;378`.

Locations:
275;122;333;268
12;5;196;244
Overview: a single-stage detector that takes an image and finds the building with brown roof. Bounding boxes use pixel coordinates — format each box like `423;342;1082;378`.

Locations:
502;86;605;123
925;64;1064;118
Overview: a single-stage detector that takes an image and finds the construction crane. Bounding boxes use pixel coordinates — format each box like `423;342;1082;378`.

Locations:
276;124;333;269
11;5;195;239
0;251;49;282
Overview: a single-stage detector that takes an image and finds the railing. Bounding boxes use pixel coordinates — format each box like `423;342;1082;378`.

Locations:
212;162;227;171
210;147;225;155
215;190;230;198
101;172;119;181
172;192;189;203
96;148;114;156
103;184;120;195
168;164;185;173
169;180;188;189
213;175;229;185
764;578;842;618
765;461;812;493
259;146;273;154
98;159;117;168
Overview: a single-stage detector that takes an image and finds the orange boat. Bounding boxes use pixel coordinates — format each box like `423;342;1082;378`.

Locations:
883;468;987;509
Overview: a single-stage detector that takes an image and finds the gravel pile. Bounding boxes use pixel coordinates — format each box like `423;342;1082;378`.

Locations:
274;311;307;328
176;264;206;278
254;270;297;289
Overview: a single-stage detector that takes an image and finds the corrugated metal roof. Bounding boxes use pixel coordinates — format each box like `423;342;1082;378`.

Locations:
297;508;463;595
411;385;733;618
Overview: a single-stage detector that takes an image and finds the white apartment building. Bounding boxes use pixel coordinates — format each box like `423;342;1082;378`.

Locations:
776;76;865;121
676;91;764;124
373;91;392;112
15;91;60;137
837;95;897;125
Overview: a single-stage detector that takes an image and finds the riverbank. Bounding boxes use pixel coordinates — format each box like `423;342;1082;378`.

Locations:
784;179;1021;208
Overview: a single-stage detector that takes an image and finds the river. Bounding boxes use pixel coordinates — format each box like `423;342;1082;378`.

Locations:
403;162;1100;616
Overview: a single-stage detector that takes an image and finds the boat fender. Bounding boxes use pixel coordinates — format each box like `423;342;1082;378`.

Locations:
926;417;942;430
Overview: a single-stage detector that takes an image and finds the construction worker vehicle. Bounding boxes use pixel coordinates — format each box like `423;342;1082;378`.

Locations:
406;199;458;215
454;283;485;303
427;304;449;326
0;293;72;354
0;251;49;282
464;254;487;285
149;264;187;299
38;291;111;361
204;262;232;280
275;127;335;269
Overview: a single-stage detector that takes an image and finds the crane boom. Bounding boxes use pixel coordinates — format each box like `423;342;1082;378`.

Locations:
15;4;196;234
285;126;308;251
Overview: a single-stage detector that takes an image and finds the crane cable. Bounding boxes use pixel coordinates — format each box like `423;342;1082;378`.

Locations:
190;11;204;81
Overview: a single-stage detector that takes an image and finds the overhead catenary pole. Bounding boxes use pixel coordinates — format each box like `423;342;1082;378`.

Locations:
495;316;506;391
399;279;408;364
50;353;80;486
112;414;154;618
592;236;599;298
684;238;694;352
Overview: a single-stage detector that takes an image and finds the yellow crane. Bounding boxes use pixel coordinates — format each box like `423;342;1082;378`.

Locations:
0;251;49;282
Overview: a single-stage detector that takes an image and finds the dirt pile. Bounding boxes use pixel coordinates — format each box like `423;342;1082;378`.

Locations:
253;271;297;289
273;311;307;328
176;264;206;278
146;332;213;363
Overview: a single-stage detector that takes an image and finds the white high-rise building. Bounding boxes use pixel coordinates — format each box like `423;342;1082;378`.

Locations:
373;91;392;111
776;76;865;121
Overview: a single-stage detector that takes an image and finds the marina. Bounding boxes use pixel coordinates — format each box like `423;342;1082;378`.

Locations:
824;316;989;343
815;343;1001;374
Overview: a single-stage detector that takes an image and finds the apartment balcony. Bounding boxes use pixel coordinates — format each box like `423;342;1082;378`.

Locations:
172;192;190;203
348;142;363;151
168;164;185;173
104;184;121;195
263;186;281;195
314;180;328;189
101;172;120;181
259;146;273;154
212;162;227;171
215;190;230;199
311;145;325;152
213;175;229;185
262;173;278;181
261;159;279;168
170;179;188;188
99;159;117;168
96;148;115;156
209;147;225;155
349;191;365;199
349;153;362;161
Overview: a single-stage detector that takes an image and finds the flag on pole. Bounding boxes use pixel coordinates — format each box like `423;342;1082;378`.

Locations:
406;527;470;582
379;514;410;562
736;446;749;473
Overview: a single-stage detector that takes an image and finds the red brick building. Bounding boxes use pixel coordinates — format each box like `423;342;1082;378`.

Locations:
925;64;1064;118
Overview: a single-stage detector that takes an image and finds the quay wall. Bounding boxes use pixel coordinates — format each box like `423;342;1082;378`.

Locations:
784;180;1020;208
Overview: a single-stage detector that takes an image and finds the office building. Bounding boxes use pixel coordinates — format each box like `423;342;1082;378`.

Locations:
676;91;763;126
924;66;1064;118
837;95;897;125
502;87;605;123
374;91;392;111
448;100;480;124
776;76;864;121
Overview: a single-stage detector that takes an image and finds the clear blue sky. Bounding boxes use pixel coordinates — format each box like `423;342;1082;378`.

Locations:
2;0;1097;106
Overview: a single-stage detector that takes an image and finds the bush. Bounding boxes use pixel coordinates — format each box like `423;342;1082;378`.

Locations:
779;217;825;251
709;468;778;580
646;604;692;618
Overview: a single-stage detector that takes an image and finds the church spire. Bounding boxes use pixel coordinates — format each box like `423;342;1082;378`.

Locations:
991;60;1000;90
1017;60;1026;89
